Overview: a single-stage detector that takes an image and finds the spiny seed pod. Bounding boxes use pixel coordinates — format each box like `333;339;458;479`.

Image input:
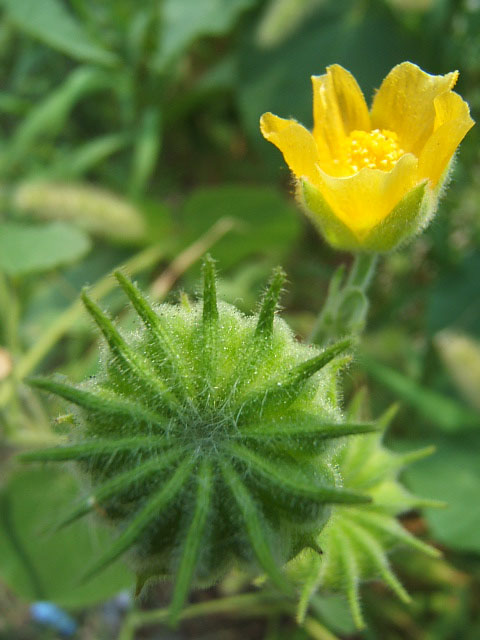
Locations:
290;390;441;629
21;258;379;624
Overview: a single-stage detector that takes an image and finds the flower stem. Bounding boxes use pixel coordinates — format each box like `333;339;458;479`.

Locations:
118;590;341;640
308;252;378;346
118;592;289;640
0;272;20;354
346;252;377;289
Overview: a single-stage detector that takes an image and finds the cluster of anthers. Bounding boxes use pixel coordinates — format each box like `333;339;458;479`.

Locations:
333;129;405;176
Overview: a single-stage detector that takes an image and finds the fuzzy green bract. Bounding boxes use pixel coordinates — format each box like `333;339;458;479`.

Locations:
21;258;379;624
290;391;441;629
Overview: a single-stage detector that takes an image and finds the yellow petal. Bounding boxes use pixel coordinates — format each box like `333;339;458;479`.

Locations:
419;91;475;186
312;64;370;157
315;153;419;235
260;112;320;184
371;62;458;156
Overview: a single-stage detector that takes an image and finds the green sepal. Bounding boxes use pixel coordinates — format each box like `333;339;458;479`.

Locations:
27;376;165;427
227;442;371;506
168;461;213;626
291;397;439;628
255;266;286;340
201;255;219;388
239;337;353;418
220;460;293;595
362;180;432;252
237;415;379;444
18;435;169;462
53;448;185;532
114;270;194;401
81;290;180;412
300;178;434;253
80;458;194;582
300;179;362;252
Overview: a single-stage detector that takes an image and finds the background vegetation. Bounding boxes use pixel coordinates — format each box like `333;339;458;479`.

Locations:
0;0;479;638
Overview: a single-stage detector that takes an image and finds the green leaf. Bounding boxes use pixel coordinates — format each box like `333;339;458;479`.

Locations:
154;0;255;69
427;254;480;338
1;67;107;173
0;222;91;276
237;2;418;143
256;0;321;48
1;0;118;65
435;330;480;412
129;108;162;197
361;355;480;432
0;468;132;608
404;435;480;553
180;185;300;268
58;133;131;179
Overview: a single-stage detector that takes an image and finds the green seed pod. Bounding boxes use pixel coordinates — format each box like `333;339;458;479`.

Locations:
290;390;441;629
21;258;377;624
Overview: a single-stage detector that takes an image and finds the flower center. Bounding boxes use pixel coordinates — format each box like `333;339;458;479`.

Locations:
332;129;405;176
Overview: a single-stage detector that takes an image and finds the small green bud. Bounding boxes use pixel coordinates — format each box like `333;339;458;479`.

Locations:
291;393;440;629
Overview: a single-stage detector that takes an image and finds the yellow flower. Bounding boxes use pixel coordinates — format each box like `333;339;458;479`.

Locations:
260;62;474;252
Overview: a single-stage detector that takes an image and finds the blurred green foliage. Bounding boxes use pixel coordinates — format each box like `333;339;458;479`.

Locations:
0;467;132;607
0;0;479;638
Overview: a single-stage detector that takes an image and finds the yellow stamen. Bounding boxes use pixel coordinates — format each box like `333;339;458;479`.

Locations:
331;129;405;176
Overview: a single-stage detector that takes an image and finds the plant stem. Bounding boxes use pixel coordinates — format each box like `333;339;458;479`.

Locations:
346;252;377;289
0;272;20;354
118;592;290;640
303;616;341;640
150;217;235;298
308;252;378;346
118;591;341;640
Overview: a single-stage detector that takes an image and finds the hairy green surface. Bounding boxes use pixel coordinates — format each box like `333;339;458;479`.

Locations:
291;391;441;629
21;259;378;624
